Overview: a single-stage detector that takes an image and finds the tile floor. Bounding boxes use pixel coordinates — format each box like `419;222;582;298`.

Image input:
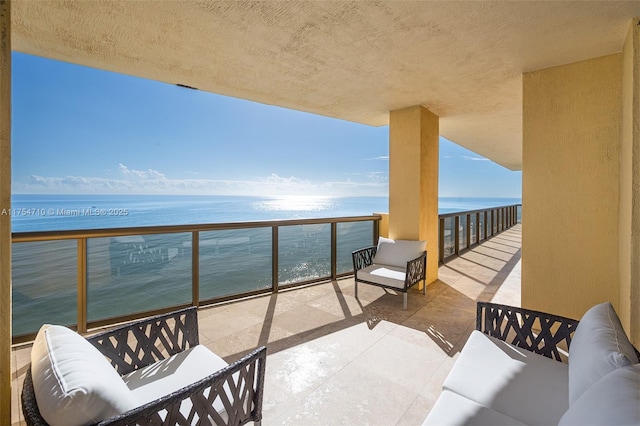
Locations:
11;224;522;425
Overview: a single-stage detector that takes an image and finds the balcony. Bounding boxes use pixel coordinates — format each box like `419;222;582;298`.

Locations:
10;222;521;425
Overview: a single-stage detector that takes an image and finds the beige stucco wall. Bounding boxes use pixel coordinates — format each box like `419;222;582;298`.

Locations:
523;54;622;322
0;2;10;423
388;106;439;284
619;19;640;345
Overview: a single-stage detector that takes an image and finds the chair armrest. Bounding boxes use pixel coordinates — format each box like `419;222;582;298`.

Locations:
404;251;427;288
98;346;268;426
88;306;199;375
476;302;579;362
352;246;377;272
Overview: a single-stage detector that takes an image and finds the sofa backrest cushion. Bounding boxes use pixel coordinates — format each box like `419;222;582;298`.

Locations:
568;302;639;404
31;324;139;426
374;237;426;269
559;364;640;426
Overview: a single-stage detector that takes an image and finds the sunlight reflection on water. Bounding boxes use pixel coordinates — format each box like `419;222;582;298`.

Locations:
253;195;337;212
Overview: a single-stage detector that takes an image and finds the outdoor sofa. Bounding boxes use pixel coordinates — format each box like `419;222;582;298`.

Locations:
22;307;266;426
423;301;640;426
352;237;427;310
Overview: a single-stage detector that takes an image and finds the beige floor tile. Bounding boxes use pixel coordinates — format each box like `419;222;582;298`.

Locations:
444;275;488;300
270;366;414;426
271;305;343;336
396;394;434;426
353;334;447;394
307;290;364;319
197;305;267;342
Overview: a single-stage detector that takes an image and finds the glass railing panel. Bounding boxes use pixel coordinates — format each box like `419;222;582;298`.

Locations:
458;215;467;250
470;215;477;245
487;212;496;236
336;221;374;274
12;240;77;336
479;215;485;240
199;228;272;300
443;217;455;258
279;224;331;284
87;233;192;322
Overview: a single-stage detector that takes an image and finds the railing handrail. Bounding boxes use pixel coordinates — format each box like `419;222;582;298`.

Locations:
438;203;522;219
11;214;382;242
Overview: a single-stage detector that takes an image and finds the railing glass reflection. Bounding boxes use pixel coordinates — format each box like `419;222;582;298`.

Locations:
12;241;77;336
11;215;379;342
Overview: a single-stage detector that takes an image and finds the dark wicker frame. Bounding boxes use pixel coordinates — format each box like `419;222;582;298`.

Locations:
352;245;427;310
476;302;640;362
21;307;267;426
476;302;578;362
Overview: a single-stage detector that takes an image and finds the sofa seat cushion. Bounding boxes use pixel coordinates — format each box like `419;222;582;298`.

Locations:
567;302;639;404
374;237;426;268
357;263;406;289
30;324;139;426
559;364;640;426
443;330;569;426
423;390;527;426
123;344;228;407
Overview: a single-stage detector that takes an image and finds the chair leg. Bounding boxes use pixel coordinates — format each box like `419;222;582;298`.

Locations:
403;293;407;310
423;280;426;295
355;281;358;299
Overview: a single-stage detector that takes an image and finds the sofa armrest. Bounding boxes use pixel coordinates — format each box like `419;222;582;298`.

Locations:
97;346;267;426
476;302;579;362
404;251;427;288
352;246;377;273
88;306;199;375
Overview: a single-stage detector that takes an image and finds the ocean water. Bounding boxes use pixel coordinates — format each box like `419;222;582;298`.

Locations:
9;194;521;337
9;194;521;232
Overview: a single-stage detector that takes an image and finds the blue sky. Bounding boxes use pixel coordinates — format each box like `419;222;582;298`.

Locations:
12;52;521;198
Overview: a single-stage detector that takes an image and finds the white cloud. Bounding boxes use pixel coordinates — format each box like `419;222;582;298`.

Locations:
13;166;388;197
365;156;389;161
118;163;166;179
462;156;489;161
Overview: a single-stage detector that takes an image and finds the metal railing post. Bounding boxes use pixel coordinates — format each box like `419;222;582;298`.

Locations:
272;226;279;293
466;214;471;249
77;238;87;334
192;231;199;307
454;215;460;255
331;222;337;280
439;217;445;263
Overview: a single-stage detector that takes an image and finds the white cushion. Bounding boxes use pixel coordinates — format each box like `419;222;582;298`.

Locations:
31;324;138;426
124;345;228;405
568;302;639;404
124;344;233;423
443;330;569;426
423;390;527;426
559;364;640;426
357;264;407;289
374;237;426;269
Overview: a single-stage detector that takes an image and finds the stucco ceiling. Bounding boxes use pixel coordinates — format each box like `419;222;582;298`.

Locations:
10;1;640;170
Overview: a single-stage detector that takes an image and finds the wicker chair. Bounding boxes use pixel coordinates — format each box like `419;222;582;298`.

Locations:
22;307;267;426
352;237;427;310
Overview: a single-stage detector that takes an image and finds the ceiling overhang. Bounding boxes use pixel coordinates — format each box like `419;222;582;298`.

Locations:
11;1;640;170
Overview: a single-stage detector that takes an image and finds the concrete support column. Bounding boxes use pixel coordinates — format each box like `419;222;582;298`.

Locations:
523;54;621;323
0;1;9;423
619;18;640;347
388;106;439;284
